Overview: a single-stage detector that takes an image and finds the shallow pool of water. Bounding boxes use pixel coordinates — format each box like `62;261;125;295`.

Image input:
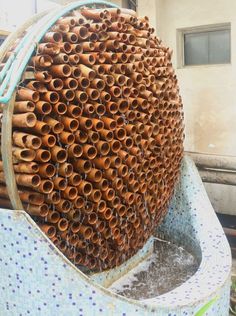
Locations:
109;239;199;300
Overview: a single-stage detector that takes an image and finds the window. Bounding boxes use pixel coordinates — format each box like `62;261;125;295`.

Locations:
0;36;6;46
127;0;137;11
178;24;231;67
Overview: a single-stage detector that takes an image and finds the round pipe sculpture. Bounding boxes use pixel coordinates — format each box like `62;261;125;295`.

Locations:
0;1;184;271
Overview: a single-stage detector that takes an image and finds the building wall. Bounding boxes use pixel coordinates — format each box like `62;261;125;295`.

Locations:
0;0;60;30
152;0;236;157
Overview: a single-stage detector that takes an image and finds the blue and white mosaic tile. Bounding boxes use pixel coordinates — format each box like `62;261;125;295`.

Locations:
0;156;231;315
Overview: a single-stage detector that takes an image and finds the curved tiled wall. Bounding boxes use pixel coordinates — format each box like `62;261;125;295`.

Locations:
0;156;231;315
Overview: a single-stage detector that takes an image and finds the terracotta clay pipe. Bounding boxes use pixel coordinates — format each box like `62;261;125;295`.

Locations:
87;189;102;203
99;129;113;142
39;224;56;238
45;191;60;205
86;168;102;183
78;77;90;89
110;140;121;153
87;130;100;143
63;77;78;90
47;78;64;91
13;162;39;174
90;118;104;132
13;132;42;150
56;199;71;213
0;185;44;205
62;186;78;200
14;101;35;113
50;146;67;163
57;218;69;232
49;64;71;78
67;144;83;158
60;116;79;132
93;178;109;193
41;91;59;104
100;117;116;130
12;113;37;128
30;54;53;68
35;101;52;115
80;8;111;20
71;66;81;78
109;156;121;168
92;157;111;170
17;88;40;102
93;101;106;116
95;141;110;156
38;163;56;178
41;134;56;147
67;104;83;118
12;147;36;162
100;91;111;102
27;204;49;217
59;89;75;102
38;42;60;55
34;70;52;82
74;196;85;209
68;172;81;186
81;144;97;160
77;64;96;80
77;181;93;196
105;102;118;114
58;162;73;177
53;177;67;191
31;121;51;136
112;178;123;191
34;149;51;163
73;159;92;173
52;102;67;115
57;16;76;27
104;168;117;181
59;131;75;145
78;116;93;131
46;211;60;224
75;130;88;143
34;179;54;194
71;26;89;40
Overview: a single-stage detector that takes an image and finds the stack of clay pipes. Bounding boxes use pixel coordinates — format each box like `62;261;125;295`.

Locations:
0;6;184;271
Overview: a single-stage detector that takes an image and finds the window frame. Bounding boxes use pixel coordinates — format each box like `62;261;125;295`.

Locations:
127;0;137;11
0;30;10;46
177;23;231;68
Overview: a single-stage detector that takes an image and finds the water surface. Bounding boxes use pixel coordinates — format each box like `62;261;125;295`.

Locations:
109;239;199;300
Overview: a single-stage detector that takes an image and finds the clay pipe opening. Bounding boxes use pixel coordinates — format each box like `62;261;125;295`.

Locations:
38;163;56;178
50;146;67;163
41;134;56;147
58;162;73;177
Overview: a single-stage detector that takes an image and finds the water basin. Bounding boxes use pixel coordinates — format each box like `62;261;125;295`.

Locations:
109;239;199;300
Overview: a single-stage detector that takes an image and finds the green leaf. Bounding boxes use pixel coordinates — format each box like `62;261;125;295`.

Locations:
195;297;218;316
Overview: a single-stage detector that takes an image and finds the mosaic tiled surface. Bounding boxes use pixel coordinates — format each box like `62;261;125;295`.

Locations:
0;156;231;315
